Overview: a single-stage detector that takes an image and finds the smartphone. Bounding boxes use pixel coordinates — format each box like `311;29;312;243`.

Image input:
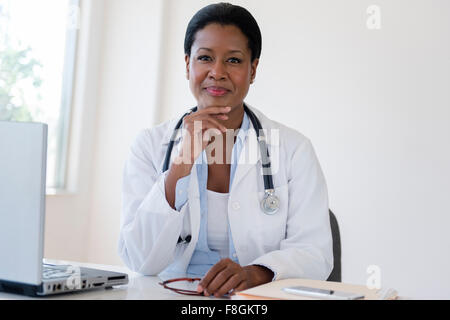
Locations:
282;286;364;300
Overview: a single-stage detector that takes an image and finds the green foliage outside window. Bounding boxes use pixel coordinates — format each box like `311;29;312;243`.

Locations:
0;44;43;122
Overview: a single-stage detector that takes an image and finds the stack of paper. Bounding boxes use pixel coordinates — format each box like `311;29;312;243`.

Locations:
233;278;398;300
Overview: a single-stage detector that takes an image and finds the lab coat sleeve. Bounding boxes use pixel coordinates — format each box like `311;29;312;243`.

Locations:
118;130;189;275
250;137;334;281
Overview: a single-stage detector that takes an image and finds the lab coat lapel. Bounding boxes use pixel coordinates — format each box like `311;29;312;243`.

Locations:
230;120;261;193
172;161;201;273
230;107;278;193
187;162;201;245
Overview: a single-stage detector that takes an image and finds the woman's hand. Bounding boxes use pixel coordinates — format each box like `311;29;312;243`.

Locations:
177;106;231;165
165;106;231;209
196;258;274;298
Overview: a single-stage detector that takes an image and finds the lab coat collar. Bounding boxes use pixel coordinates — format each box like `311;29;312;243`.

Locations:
161;117;183;146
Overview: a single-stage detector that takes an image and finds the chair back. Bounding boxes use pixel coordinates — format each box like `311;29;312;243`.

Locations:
327;210;341;282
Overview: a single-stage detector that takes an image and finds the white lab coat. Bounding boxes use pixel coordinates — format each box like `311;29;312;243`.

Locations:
118;105;333;281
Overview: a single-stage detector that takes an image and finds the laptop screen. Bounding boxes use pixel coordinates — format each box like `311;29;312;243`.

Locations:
0;121;47;285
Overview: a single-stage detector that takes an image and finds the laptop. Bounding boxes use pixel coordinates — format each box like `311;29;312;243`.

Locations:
0;121;128;296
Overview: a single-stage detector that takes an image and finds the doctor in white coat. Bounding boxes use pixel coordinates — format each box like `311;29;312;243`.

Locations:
119;3;333;298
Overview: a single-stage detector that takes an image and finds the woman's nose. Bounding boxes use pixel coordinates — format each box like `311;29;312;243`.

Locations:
209;61;227;80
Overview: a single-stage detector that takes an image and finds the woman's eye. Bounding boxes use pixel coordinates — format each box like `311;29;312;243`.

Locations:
197;55;211;62
228;57;242;64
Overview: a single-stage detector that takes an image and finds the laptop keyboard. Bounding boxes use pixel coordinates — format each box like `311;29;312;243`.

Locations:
42;264;85;280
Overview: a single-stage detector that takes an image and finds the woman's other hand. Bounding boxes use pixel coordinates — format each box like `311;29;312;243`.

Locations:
196;258;274;298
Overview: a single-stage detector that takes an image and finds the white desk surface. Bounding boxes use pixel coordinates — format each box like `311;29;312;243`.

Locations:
1;260;406;300
0;260;218;300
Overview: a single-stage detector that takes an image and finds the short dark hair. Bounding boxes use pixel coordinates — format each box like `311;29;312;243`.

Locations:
184;2;262;62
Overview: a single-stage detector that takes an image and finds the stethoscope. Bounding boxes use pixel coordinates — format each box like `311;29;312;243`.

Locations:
162;104;280;216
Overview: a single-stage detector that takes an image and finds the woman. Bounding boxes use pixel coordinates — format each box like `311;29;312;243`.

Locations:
119;3;333;298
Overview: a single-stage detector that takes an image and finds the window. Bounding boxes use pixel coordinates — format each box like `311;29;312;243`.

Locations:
0;0;80;189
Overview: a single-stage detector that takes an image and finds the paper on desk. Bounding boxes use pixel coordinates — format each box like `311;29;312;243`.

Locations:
233;278;398;300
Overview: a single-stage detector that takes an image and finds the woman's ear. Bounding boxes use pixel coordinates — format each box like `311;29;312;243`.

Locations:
185;54;190;80
251;58;259;83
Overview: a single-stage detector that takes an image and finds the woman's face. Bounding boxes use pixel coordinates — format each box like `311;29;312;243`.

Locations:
185;23;259;110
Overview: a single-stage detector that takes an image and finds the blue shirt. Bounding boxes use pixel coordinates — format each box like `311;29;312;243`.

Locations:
174;112;250;276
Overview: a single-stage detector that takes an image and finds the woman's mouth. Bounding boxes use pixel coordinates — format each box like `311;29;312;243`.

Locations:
205;86;230;97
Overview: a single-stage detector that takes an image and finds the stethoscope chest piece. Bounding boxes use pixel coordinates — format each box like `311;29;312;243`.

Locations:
261;190;280;215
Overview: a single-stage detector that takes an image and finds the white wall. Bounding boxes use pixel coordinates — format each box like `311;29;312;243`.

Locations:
45;0;450;299
84;0;164;264
45;0;164;263
44;0;105;262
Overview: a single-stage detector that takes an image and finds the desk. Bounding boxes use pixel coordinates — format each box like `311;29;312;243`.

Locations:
0;261;214;300
0;261;405;300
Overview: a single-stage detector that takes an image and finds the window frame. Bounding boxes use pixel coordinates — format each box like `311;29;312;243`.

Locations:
52;0;80;189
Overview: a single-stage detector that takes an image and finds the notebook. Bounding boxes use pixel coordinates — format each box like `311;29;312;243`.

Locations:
233;278;398;300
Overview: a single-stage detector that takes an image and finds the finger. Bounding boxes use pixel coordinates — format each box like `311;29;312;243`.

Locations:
185;115;227;133
214;274;242;298
233;280;248;293
202;129;223;146
211;113;229;121
193;123;225;145
197;106;231;115
206;266;234;295
202;118;227;133
198;260;228;293
190;109;230;122
185;106;230;126
191;112;228;122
